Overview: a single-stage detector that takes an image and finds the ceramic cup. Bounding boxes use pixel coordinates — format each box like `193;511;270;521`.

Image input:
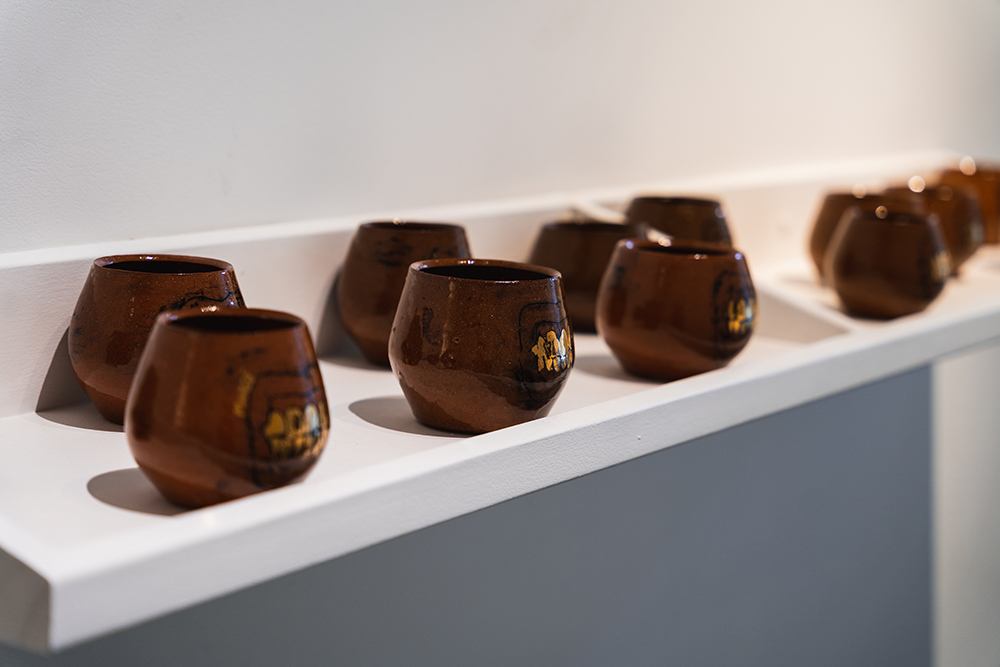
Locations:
388;258;573;434
69;254;245;424
808;192;923;281
825;207;950;319
939;161;1000;244
527;219;632;332
624;196;733;246
125;308;329;508
884;185;984;274
337;221;472;366
596;239;756;381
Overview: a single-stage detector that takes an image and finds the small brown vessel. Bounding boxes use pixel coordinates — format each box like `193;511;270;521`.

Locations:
808;192;923;280
69;254;244;423
596;239;756;381
125;308;329;508
388;258;573;434
884;185;983;274
337;221;471;366
826;207;949;319
527;219;632;332
938;160;1000;244
624;196;732;246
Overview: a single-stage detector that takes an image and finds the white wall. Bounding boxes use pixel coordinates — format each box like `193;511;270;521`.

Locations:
1;0;999;253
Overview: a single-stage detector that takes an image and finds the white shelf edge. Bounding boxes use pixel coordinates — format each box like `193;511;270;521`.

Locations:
1;148;991;652
41;294;1000;650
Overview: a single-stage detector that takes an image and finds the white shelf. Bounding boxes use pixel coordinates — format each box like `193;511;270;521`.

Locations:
7;149;1000;653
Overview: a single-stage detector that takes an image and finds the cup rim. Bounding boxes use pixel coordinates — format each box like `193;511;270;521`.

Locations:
540;219;631;234
159;307;306;335
628;195;722;209
359;220;466;233
94;254;235;275
410;258;561;283
617;238;745;261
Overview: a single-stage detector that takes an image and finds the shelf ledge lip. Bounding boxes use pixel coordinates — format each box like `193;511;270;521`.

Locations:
37;282;1000;650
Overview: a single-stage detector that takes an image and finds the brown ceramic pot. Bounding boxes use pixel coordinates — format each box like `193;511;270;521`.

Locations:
595;239;756;381
69;254;245;424
939;163;1000;244
624;196;732;246
125;308;329;508
337;221;472;366
825;208;949;319
884;185;984;274
527;219;632;332
388;258;573;434
808;192;924;280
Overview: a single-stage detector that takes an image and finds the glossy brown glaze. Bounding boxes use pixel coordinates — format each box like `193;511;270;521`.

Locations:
388;259;573;434
939;163;1000;243
808;192;924;280
826;208;949;319
596;239;756;381
125;308;329;508
69;254;245;424
527;219;632;332
624;196;732;246
337;221;471;366
884;185;984;273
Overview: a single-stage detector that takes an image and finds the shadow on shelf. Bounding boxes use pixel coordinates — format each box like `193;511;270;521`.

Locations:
315;271;407;370
322;354;387;371
37;402;123;433
315;270;371;369
571;354;659;384
34;329;126;431
348;396;466;438
87;468;186;516
35;328;89;412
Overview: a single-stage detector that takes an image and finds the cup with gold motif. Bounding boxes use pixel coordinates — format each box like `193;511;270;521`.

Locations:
596;239;757;381
388;258;573;434
125;308;329;508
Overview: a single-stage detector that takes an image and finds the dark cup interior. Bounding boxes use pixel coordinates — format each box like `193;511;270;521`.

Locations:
98;252;233;275
632;196;720;209
169;314;299;333
546;220;630;234
362;221;464;232
421;264;552;281
104;259;224;274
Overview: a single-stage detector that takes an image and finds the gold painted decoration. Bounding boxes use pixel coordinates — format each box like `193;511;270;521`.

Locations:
263;401;329;457
726;297;756;336
232;369;255;418
531;328;573;372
